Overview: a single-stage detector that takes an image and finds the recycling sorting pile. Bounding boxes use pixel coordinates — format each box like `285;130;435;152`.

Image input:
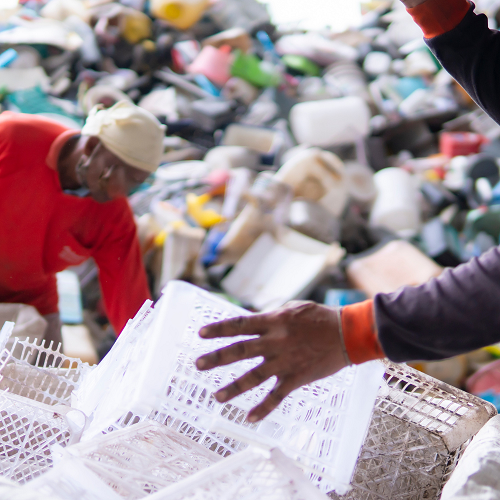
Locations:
3;0;500;495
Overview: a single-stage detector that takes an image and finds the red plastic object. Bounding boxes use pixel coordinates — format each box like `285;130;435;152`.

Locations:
440;132;486;157
466;359;500;395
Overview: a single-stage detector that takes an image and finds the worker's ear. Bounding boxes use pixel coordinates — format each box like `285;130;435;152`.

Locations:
83;136;100;157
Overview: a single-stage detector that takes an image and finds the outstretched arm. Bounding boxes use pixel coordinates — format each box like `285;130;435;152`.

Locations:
197;247;500;421
406;0;500;124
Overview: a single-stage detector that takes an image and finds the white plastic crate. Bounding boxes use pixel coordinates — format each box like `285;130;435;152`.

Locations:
64;421;221;499
0;337;92;406
21;457;122;500
329;361;497;500
73;281;384;494
147;447;329;500
0;391;85;483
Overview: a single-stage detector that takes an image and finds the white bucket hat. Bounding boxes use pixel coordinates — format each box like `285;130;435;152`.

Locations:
82;100;166;173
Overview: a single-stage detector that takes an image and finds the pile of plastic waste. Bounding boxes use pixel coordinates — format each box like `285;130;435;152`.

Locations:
2;0;500;430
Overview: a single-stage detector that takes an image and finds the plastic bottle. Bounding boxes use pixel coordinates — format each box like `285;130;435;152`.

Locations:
188;45;232;87
289;96;370;147
230;50;281;88
275;148;348;217
369;167;421;237
149;0;209;30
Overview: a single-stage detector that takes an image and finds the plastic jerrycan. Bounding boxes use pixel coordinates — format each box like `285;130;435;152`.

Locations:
150;0;209;30
275;148;348;218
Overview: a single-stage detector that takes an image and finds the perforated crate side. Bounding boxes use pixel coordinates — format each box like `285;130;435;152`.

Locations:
21;458;122;500
77;282;383;494
147;447;329;500
329;361;496;500
0;392;85;484
66;421;221;499
0;338;92;406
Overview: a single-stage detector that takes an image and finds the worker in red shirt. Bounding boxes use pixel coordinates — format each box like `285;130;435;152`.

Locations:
0;100;165;349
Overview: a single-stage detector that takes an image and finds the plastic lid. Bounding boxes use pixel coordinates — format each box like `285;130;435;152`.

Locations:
163;2;182;19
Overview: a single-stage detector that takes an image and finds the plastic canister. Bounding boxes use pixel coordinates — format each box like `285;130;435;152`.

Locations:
289;96;370;148
275;148;348;217
344;161;376;207
369;167;421;237
187;45;232;87
149;0;209;29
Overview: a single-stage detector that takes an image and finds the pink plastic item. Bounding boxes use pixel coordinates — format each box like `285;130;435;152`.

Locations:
466;359;500;395
188;45;232;86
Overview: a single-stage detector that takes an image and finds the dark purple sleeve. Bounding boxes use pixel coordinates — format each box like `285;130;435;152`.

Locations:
375;247;500;361
426;5;500;124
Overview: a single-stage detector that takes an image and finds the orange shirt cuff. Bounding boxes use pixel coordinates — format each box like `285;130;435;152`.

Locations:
341;300;385;365
407;0;470;38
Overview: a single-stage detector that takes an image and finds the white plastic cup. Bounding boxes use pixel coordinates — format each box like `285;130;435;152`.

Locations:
289;96;370;147
369;167;420;237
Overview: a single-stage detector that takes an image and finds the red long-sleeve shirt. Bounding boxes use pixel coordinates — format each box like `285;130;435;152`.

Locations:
0;111;151;334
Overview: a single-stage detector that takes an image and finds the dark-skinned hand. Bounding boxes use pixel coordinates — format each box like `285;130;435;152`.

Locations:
196;300;348;423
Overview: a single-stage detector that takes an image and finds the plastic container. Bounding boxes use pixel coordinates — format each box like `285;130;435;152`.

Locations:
289;97;370;147
275;148;348;217
0;392;85;483
221;229;345;310
222;77;260;105
22;458;121;500
344;161;377;208
466;359;500;395
346;240;443;297
331;361;497;500
149;0;209;29
56;270;83;324
324;289;367;307
221;123;284;165
73;281;385;494
440;132;485;157
440;415;500;500
202;27;252;53
64;421;221;497
188;45;232;87
148;447;328;500
0;337;91;406
230;50;281;88
370;167;421;237
287;199;341;243
363;51;392;76
204;146;260;171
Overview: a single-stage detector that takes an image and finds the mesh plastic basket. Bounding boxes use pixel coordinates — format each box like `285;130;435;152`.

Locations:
329;360;497;500
0;391;86;483
64;420;221;499
22;457;122;500
147;447;329;500
73;281;384;494
0;337;92;406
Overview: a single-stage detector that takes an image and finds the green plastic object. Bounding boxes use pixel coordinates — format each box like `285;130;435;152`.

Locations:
281;54;320;76
464;205;500;241
230;50;281;88
6;86;83;126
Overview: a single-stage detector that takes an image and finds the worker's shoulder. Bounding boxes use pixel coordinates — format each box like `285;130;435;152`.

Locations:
91;197;136;229
0;111;68;144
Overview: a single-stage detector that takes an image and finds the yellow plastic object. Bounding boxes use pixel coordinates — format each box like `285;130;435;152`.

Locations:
149;0;209;30
484;345;500;359
122;11;152;44
186;193;225;228
154;220;186;247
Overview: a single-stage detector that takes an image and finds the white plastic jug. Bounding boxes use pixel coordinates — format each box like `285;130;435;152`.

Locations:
289;96;370;147
275;148;348;217
369;167;421;237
